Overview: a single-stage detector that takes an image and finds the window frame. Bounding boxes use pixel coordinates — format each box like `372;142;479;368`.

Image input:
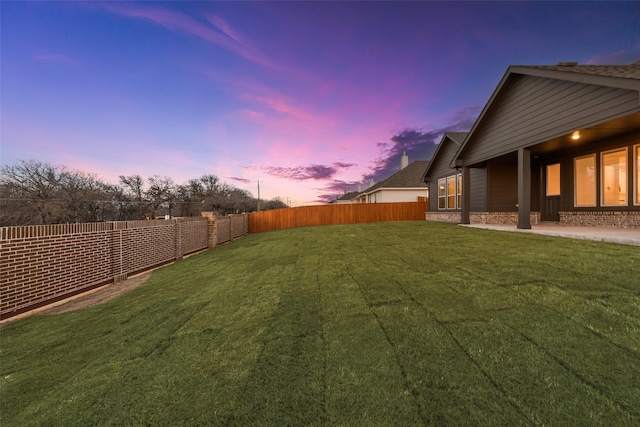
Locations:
546;163;561;197
635;144;639;206
600;147;628;207
446;176;456;209
437;178;446;210
574;154;597;207
456;173;462;210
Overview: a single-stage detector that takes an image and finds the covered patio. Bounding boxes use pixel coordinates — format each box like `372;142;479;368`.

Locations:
461;223;640;246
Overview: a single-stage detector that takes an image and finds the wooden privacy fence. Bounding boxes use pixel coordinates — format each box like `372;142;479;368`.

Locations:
248;201;428;233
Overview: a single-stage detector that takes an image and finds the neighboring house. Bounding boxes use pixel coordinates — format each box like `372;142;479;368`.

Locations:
357;155;429;203
422;132;468;222
443;61;640;228
333;191;361;204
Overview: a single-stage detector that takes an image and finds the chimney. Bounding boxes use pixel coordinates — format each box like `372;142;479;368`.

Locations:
358;184;362;192
369;179;374;187
401;151;409;169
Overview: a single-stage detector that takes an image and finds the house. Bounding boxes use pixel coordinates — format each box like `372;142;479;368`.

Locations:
333;191;361;204
422;132;469;222
357;154;429;203
427;61;640;228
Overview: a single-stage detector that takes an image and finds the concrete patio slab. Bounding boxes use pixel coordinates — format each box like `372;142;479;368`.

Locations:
460;224;640;246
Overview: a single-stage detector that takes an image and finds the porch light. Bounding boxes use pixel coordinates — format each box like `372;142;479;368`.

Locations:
571;131;581;140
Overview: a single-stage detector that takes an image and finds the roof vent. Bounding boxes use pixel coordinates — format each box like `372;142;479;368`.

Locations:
557;61;578;66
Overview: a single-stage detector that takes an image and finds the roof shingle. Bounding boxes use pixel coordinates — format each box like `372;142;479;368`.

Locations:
363;161;429;193
519;61;640;80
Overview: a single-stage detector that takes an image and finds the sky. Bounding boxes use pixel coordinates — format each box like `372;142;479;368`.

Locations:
2;1;639;206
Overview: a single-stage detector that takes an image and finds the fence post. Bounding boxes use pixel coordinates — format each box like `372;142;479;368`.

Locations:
175;218;183;261
228;214;234;241
112;222;128;283
201;212;218;249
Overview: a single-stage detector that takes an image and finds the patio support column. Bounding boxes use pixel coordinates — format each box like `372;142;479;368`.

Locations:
517;147;532;229
461;166;470;224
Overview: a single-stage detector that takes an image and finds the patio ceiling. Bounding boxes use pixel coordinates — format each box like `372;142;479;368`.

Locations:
528;111;640;156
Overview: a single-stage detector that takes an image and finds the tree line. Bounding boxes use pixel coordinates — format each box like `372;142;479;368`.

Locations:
0;160;287;226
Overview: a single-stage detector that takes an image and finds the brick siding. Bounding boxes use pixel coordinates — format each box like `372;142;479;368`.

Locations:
559;211;640;228
0;215;248;320
469;212;541;225
425;212;462;223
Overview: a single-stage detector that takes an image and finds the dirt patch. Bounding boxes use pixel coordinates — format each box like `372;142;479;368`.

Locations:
38;272;152;315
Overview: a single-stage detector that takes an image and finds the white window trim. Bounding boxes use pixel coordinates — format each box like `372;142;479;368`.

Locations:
437;178;446;210
574;154;597;207
446;175;456;210
456;173;462;209
600;147;628;207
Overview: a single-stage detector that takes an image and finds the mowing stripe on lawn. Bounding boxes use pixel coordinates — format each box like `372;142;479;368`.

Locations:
2;222;638;426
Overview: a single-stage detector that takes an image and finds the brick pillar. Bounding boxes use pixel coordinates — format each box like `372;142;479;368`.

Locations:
175;219;183;261
201;212;218;248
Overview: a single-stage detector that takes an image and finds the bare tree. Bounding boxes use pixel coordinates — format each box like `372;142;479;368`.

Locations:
146;175;175;218
119;175;145;219
0;160;119;225
1;160;266;225
1;160;66;225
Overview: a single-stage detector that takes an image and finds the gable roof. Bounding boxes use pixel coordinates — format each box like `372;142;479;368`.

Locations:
360;160;429;195
454;61;640;165
521;61;640;81
336;191;360;201
421;132;467;181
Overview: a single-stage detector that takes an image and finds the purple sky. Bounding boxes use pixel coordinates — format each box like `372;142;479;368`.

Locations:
2;2;639;205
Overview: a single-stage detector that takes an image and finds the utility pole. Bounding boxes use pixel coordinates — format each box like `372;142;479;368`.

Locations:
257;180;261;212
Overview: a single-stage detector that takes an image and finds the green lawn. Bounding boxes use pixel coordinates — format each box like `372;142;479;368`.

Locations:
1;222;639;426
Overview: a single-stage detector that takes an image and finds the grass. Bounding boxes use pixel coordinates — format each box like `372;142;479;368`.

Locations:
1;221;639;426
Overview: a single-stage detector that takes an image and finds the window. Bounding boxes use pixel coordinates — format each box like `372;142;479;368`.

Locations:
574;154;596;207
546;163;561;196
601;148;627;206
635;145;639;206
438;178;446;209
446;176;456;209
457;173;462;209
438;173;462;210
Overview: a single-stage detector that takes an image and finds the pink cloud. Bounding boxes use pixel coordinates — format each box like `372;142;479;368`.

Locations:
101;3;278;70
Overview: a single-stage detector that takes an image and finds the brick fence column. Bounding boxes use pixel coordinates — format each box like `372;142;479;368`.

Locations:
201;212;218;249
174;218;183;261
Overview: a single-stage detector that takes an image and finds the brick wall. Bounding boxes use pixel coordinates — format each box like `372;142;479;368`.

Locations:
469;212;541;225
425;212;462;223
217;217;231;245
467;211;638;228
0;217;217;319
559;211;640;228
215;214;248;245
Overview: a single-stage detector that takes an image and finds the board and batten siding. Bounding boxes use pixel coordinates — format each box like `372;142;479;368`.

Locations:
486;153;518;212
462;74;640;165
425;138;461;212
426;139;460;178
469;168;487;212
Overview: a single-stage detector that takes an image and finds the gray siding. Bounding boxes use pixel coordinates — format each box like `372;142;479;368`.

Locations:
426;139;460;178
428;181;439;211
462;75;640;165
426;138;462;212
469;168;487;211
487;154;518;212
